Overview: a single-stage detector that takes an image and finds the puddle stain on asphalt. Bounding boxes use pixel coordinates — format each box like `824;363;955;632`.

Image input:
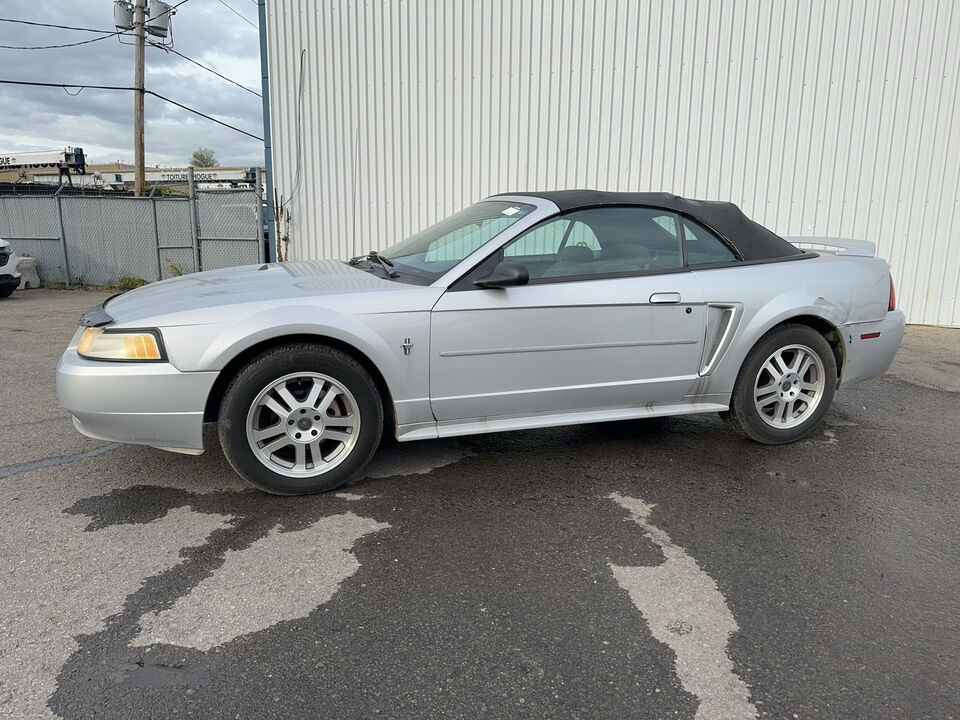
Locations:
115;661;208;689
49;488;375;719
44;440;471;718
132;512;389;651
0;504;230;720
609;492;758;720
49;448;701;719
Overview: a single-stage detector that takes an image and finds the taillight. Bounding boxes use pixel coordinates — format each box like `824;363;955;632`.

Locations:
888;273;896;311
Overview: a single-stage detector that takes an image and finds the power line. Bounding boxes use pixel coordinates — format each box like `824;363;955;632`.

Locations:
216;0;257;29
148;90;261;140
0;9;254;98
0;18;121;33
0;79;263;141
147;41;261;97
0;33;122;50
0;79;139;91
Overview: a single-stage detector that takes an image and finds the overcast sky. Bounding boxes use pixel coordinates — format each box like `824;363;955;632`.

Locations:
0;0;264;167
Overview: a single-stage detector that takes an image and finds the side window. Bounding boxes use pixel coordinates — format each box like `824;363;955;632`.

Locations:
500;207;684;281
503;218;600;258
504;219;570;257
682;219;738;265
563;221;601;252
653;215;680;238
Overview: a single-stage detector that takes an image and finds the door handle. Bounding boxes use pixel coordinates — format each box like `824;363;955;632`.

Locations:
649;292;682;304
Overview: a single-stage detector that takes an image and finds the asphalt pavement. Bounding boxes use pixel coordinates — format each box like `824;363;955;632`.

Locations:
0;289;957;720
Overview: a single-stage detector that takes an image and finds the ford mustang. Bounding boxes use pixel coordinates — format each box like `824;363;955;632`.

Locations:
56;191;905;494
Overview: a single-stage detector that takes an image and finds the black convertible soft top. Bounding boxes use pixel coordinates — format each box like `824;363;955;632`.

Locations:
496;190;803;262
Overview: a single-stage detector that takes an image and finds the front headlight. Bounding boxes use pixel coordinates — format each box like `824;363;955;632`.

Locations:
77;327;165;361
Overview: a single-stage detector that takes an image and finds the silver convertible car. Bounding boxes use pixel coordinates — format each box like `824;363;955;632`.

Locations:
57;191;904;494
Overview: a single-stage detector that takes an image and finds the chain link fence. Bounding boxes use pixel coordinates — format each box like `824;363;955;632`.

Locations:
0;173;265;287
196;189;263;272
0;196;62;279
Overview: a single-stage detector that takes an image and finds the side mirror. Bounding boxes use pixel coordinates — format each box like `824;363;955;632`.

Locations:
474;261;530;289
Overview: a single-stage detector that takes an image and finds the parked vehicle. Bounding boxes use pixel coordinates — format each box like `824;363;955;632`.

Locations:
57;191;905;494
0;239;21;298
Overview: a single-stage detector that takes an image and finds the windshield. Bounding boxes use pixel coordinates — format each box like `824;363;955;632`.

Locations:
379;201;535;281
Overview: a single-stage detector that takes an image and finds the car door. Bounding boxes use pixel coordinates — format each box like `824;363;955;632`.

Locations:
429;207;706;421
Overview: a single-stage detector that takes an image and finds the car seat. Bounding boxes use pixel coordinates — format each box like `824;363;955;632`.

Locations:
541;243;595;278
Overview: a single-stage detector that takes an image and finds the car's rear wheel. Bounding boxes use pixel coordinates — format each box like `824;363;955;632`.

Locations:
218;343;383;495
725;324;837;444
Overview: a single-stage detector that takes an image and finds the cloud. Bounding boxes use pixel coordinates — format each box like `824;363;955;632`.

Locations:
0;0;264;166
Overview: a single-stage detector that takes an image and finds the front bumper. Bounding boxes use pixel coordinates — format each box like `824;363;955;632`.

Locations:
838;310;906;388
56;348;218;451
0;273;20;290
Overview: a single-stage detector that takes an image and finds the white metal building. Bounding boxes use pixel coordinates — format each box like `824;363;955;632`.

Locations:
261;0;960;326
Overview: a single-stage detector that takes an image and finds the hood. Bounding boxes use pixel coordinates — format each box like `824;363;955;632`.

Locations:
103;259;427;325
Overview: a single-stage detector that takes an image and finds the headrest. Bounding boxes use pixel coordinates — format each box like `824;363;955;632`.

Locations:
557;244;593;262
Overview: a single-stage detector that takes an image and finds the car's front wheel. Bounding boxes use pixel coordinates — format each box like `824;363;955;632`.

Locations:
725;324;837;444
218;343;383;495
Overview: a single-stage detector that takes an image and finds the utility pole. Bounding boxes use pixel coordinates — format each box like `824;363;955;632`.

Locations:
133;0;146;196
116;0;175;195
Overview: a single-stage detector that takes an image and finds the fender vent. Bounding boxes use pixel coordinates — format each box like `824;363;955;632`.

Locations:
700;304;742;375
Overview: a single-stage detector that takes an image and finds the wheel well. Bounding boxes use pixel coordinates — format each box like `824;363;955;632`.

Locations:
769;315;845;380
202;334;396;428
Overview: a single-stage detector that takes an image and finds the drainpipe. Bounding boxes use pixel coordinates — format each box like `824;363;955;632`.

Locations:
258;0;276;262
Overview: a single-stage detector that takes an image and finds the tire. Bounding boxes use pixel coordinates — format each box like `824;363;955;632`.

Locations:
725;324;837;445
218;343;383;495
0;286;14;298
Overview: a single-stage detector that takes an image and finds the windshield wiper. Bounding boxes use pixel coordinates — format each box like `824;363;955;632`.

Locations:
348;250;398;278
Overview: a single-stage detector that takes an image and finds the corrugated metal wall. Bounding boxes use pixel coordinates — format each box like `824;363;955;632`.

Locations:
264;0;960;326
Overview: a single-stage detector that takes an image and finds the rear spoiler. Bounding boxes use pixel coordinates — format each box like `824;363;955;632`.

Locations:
783;236;876;257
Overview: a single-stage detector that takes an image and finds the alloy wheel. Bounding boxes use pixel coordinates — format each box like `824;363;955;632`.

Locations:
245;372;360;477
752;344;825;429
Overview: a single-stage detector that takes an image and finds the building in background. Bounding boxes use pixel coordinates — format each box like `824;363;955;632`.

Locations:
262;1;960;327
0;147;87;184
0;163;263;193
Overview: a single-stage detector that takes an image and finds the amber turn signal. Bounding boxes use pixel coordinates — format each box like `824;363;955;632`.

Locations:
77;327;162;361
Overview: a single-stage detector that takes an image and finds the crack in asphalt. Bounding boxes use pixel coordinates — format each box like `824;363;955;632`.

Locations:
0;443;120;480
0;414;72;430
